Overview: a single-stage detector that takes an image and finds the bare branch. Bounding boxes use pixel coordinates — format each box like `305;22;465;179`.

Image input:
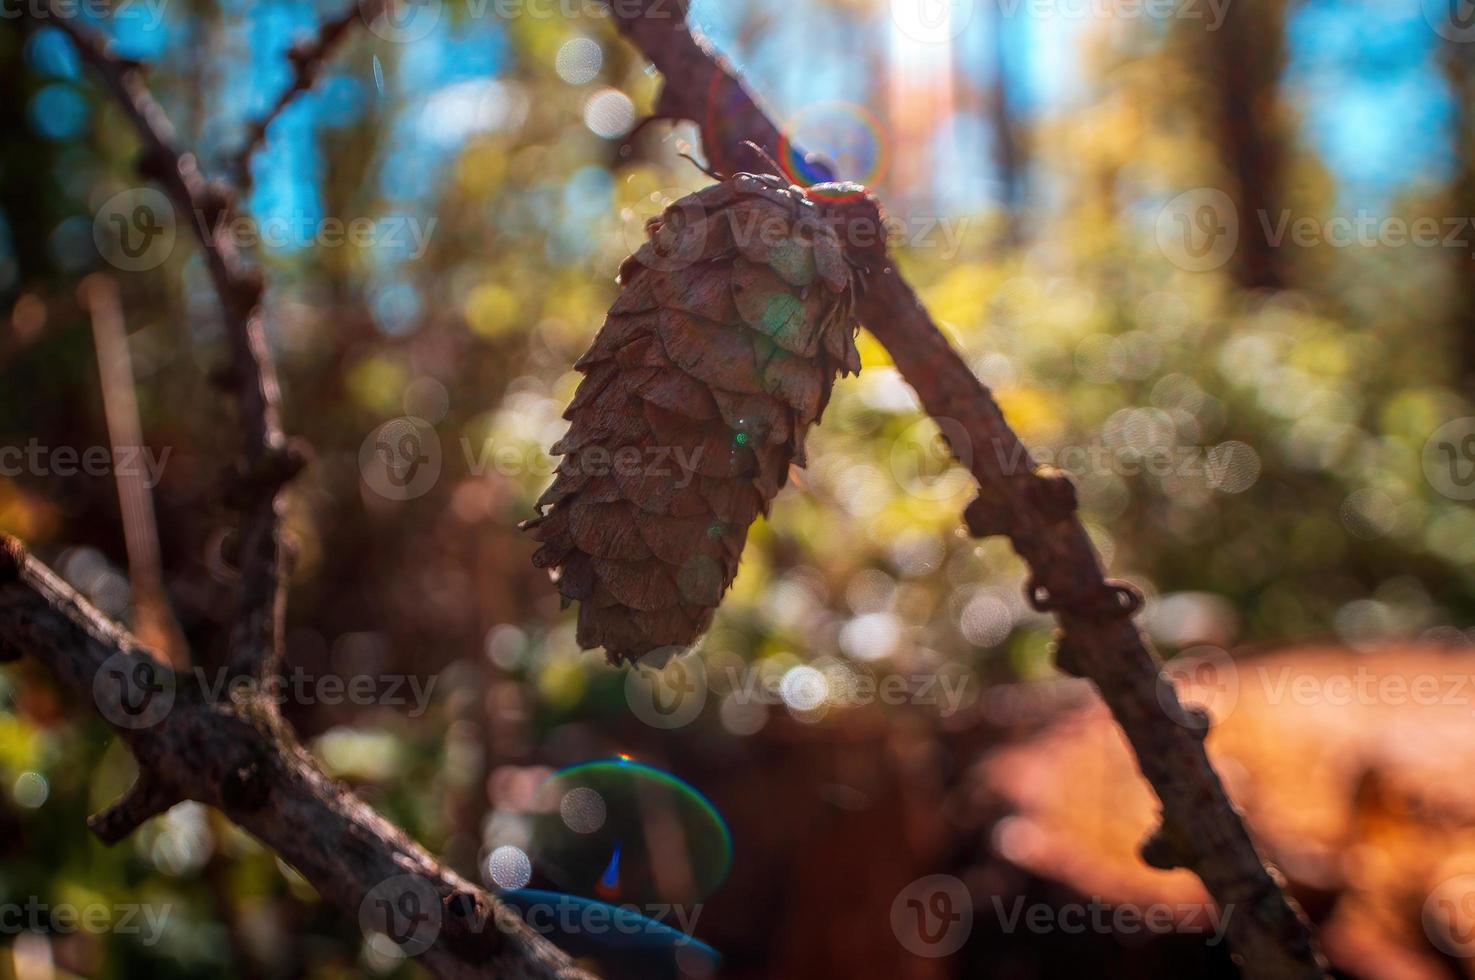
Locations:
230;0;387;188
609;0;806;180
88;772;180;844
607;3;1326;977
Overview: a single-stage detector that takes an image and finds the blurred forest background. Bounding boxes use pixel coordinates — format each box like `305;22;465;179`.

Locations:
4;0;1475;977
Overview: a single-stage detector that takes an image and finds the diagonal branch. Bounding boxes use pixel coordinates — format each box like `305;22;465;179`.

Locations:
606;3;1325;978
0;538;593;980
229;0;387;188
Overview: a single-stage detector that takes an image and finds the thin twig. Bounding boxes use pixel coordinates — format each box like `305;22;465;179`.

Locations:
606;2;1326;977
83;273;189;667
230;0;387;189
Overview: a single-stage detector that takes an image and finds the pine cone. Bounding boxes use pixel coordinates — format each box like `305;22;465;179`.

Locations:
525;174;883;665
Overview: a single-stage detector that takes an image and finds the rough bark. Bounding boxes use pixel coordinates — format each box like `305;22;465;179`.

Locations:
0;539;590;980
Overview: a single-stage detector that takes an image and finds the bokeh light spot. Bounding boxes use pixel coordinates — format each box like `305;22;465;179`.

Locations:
556;38;603;85
583;88;636;139
489;844;534;890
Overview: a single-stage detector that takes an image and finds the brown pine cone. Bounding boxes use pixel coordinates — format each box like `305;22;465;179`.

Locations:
525;174;883;665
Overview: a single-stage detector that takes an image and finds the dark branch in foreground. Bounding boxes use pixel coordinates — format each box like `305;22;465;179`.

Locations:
9;8;593;977
607;2;1326;978
0;540;590;980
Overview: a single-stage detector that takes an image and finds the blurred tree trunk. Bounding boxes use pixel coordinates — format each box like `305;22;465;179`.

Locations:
669;712;954;980
985;0;1026;247
1443;38;1475;395
1182;0;1291;291
0;38;64;295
